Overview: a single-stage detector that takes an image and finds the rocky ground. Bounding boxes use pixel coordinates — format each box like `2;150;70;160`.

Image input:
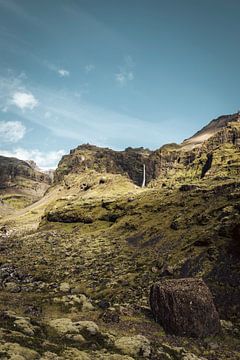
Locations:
0;172;240;359
0;114;240;359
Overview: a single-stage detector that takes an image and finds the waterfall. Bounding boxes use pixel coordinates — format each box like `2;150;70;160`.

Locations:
142;163;146;188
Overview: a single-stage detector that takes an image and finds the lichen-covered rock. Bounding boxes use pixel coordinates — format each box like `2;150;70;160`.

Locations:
53;294;94;312
62;348;91;359
40;352;61;360
150;278;221;337
0;342;39;360
96;354;135;360
114;335;151;358
47;318;111;347
47;318;86;344
0;310;39;337
59;282;71;293
161;344;207;360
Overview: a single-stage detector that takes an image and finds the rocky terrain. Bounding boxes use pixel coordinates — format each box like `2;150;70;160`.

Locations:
0;113;240;359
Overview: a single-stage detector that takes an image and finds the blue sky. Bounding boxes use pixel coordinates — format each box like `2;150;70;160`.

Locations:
1;0;240;169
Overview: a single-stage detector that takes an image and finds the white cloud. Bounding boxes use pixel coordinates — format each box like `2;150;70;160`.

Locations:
12;91;39;110
58;69;70;77
115;71;134;86
0;148;65;170
115;55;135;86
85;64;95;73
0;71;183;151
0;121;26;143
44;62;70;78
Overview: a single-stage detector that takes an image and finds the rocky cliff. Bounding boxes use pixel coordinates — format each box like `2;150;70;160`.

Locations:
54;114;240;187
0;156;51;212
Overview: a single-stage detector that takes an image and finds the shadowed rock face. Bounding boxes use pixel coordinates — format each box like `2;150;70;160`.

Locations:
0;156;51;211
0;156;51;186
54;145;151;186
150;278;221;338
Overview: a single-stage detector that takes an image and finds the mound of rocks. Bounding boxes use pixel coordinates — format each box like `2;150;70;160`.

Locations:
150;278;221;338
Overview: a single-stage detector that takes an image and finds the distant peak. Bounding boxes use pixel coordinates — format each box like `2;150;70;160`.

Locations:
181;112;240;150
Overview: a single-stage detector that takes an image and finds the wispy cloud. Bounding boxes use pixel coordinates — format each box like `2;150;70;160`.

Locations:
43;61;70;78
85;64;95;74
115;71;134;86
0;120;26;143
0;148;65;170
11;91;39;110
0;71;179;150
58;69;70;77
115;55;135;86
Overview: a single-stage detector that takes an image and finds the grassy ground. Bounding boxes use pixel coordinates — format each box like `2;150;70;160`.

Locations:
0;171;239;358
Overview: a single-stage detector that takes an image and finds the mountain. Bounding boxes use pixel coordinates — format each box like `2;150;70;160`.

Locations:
54;114;240;187
0;113;239;359
181;112;240;149
0;155;51;214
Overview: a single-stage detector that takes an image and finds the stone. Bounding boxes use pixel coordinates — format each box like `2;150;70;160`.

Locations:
40;352;61;360
100;309;120;323
98;299;110;309
14;318;36;336
47;318;81;337
150;278;221;338
114;335;151;358
62;348;91;359
0;310;38;337
161;344;207;360
0;342;39;360
97;354;135;360
220;319;234;333
59;282;71;293
4;282;21;293
47;318;102;342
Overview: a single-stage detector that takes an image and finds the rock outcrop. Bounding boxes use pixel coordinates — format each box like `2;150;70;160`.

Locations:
150;278;221;338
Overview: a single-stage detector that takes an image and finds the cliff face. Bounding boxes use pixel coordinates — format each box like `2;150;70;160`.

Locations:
54;115;240;187
55;145;151;186
149;121;240;185
0;156;51;211
0;156;51;186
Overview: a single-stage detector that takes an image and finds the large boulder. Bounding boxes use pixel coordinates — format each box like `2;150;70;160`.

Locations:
150;278;221;338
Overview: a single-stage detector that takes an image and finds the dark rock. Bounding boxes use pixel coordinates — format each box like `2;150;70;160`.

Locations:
160;264;174;277
98;299;110;309
179;184;198;191
170;219;180;230
150;278;221;338
100;309;120;323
